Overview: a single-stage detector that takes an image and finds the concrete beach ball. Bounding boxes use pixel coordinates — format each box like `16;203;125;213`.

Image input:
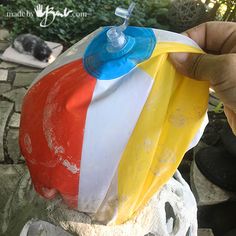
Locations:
19;4;209;225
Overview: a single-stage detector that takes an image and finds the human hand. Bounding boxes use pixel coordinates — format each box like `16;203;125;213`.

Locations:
170;21;236;135
34;4;44;18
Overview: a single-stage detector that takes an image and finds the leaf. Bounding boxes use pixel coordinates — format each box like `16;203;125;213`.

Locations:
59;28;66;35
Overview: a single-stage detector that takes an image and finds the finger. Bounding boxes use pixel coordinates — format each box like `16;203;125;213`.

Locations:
184;21;236;54
170;52;236;88
169;52;217;80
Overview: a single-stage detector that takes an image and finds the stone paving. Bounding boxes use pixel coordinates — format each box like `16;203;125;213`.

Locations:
0;29;42;164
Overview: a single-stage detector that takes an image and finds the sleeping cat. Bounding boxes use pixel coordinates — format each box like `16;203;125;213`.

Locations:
12;34;52;62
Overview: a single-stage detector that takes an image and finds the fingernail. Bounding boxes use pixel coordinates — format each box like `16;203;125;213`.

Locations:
170;52;189;64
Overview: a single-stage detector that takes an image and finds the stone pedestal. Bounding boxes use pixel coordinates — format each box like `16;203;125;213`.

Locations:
0;167;198;236
190;161;234;206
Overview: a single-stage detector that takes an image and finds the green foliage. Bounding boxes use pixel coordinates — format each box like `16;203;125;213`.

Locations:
0;0;171;48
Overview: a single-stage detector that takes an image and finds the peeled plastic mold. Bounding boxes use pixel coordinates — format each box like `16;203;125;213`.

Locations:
19;3;209;225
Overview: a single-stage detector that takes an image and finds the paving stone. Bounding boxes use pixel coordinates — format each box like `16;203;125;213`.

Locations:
14;66;41;73
7;128;20;163
9;112;21;128
0;83;11;95
0;61;18;69
198;228;214;236
7;70;15;83
0;42;10;51
0;69;8;81
0;101;14;161
0;29;9;40
2;88;27;112
0;164;26;210
190;160;234;206
13;72;39;87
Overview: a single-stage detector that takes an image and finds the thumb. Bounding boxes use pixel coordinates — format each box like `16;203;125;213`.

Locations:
169;52;220;82
169;52;236;103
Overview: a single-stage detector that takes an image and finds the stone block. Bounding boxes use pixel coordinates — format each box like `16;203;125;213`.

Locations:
0;83;11;95
2;87;27;112
9;112;21;128
0;164;26;209
0;61;18;69
0;101;14;161
0;69;8;81
14;72;39;87
14;66;41;73
7;128;20;163
7;70;15;83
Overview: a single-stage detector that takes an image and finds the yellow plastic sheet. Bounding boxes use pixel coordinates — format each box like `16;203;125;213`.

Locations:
117;42;209;224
